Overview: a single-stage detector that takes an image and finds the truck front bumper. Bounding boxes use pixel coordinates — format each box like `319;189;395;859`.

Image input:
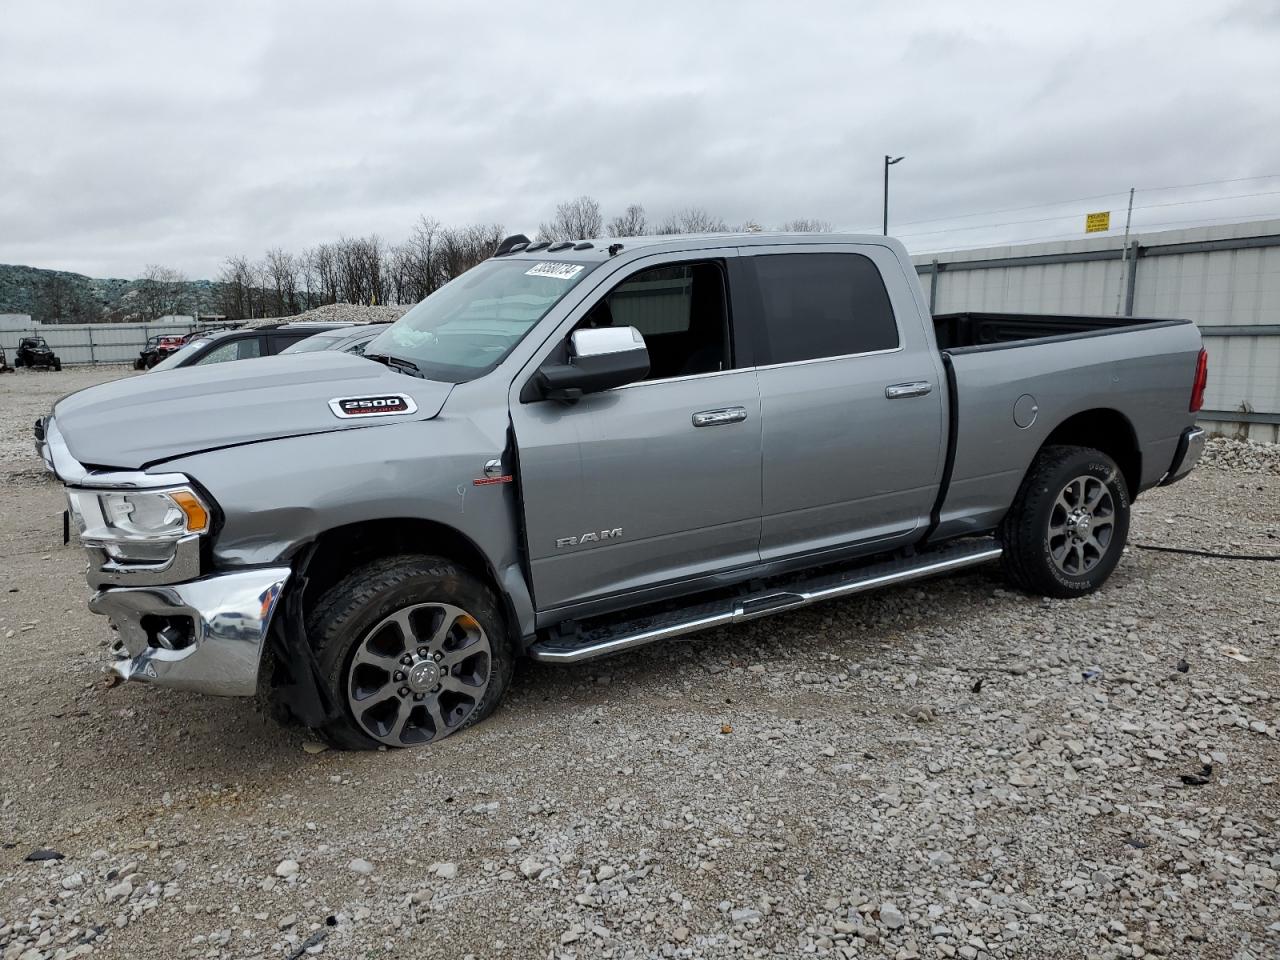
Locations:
1160;426;1206;487
90;567;291;697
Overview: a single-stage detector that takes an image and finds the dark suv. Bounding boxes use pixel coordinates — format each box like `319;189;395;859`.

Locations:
148;322;351;372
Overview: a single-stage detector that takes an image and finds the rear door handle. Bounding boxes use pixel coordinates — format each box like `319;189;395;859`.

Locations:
885;381;933;399
692;406;748;427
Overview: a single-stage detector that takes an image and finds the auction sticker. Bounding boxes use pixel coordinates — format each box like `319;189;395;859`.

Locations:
526;262;584;280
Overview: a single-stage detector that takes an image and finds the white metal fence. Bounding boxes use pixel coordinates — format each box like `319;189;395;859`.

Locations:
912;219;1280;441
0;317;238;366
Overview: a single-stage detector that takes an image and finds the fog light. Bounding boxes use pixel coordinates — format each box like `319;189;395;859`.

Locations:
141;614;195;651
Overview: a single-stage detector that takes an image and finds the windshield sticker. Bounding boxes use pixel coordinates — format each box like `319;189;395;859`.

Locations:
525;262;584;280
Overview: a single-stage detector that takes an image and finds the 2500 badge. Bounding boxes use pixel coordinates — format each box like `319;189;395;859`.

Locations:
328;394;419;419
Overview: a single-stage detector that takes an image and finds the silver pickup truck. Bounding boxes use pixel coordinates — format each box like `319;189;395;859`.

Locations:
39;233;1208;750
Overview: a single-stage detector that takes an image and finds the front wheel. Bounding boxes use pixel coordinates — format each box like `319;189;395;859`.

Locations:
302;555;514;750
999;444;1131;598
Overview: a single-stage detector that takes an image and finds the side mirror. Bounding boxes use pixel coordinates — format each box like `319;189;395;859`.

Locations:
537;326;650;400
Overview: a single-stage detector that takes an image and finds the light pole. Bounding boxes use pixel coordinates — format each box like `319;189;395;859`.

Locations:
883;155;904;236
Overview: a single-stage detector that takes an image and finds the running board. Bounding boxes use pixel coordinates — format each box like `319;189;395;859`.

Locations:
527;539;1003;664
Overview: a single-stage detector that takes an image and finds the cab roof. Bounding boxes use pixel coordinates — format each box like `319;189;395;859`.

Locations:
491;231;900;264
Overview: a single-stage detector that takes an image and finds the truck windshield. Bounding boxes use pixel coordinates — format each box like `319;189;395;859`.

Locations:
365;258;596;382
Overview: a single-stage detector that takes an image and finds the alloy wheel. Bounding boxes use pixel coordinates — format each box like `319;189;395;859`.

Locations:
346;602;492;746
1048;474;1116;576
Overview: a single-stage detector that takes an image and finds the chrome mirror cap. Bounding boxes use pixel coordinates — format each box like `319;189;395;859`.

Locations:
570;325;645;358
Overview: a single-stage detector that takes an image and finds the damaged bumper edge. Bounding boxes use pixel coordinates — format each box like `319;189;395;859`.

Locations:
1159;425;1206;487
90;567;291;697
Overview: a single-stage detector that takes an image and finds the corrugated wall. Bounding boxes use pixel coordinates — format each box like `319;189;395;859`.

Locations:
0;317;233;366
913;219;1280;441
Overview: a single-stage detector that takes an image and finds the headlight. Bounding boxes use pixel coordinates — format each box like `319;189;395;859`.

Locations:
67;486;211;563
97;490;209;537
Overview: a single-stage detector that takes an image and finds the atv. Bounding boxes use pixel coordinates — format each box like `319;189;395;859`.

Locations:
135;334;185;369
14;337;62;371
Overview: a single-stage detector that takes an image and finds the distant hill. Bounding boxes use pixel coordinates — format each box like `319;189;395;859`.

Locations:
0;263;223;323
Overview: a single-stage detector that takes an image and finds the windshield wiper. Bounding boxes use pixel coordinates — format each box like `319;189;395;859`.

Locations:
366;352;422;377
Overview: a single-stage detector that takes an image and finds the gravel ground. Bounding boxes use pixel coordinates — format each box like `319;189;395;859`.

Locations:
244;305;411;328
0;367;137;482
1;373;1277;960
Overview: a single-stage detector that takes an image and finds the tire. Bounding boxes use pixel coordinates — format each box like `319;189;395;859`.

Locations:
52;360;61;371
300;555;514;750
999;444;1131;598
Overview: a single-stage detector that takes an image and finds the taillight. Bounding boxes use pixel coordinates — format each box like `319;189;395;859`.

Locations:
1189;348;1208;413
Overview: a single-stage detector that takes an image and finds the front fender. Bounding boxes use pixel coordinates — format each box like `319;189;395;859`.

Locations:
160;417;534;637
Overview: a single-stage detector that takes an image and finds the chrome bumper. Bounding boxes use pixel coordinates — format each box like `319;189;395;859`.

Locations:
34;416;54;473
1160;426;1206;486
90;567;291;697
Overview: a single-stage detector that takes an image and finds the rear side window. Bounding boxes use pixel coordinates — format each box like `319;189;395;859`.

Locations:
753;253;899;363
194;336;261;365
268;333;310;354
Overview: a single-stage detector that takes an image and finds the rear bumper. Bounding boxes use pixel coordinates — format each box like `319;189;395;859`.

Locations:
1160;426;1206;487
90;566;291;697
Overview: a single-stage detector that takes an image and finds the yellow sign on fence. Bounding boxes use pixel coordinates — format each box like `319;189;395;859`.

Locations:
1085;211;1111;233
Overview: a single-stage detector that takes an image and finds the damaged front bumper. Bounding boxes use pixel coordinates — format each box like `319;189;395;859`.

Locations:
90;566;291;697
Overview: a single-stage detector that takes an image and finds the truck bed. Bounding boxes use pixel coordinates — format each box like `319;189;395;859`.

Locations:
929;313;1203;542
933;311;1189;352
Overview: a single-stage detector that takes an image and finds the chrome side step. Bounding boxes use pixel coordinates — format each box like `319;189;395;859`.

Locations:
528;539;1003;664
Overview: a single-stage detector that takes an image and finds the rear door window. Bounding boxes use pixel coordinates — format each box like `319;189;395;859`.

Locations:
752;253;899;364
268;333;313;354
194;336;262;365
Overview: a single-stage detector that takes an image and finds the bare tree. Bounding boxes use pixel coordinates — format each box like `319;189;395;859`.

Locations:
607;204;648;237
438;223;505;282
136;264;190;320
299;247;319;310
308;243;340;306
780;218;833;232
403;215;443;300
264;248;301;315
538;195;603;241
655;207;728;235
217;256;250;319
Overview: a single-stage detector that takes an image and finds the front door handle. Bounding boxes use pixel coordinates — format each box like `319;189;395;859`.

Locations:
885;381;933;399
692;406;748;427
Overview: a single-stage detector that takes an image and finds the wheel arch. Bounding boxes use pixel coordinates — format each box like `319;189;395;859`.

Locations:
294;517;524;649
1039;408;1141;498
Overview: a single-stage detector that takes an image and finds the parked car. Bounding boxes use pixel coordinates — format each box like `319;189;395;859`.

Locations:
14;336;61;370
42;232;1207;751
280;324;393;357
147;322;351;371
134;334;187;369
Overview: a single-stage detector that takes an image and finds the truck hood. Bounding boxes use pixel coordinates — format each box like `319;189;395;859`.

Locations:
52;353;454;469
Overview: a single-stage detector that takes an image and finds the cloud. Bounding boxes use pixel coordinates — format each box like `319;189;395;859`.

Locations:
0;0;1277;278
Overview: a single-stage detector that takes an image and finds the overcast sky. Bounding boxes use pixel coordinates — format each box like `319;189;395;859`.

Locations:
2;0;1278;279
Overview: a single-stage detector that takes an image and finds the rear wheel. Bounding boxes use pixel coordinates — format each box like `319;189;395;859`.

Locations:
303;555;513;750
999;444;1130;598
